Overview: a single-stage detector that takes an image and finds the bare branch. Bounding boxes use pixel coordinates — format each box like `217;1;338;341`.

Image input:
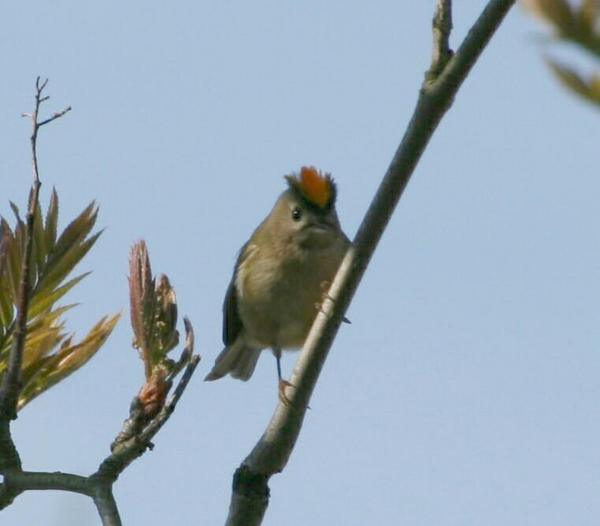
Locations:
1;471;93;499
36;77;48;92
0;469;94;510
93;485;122;526
0;420;21;474
225;1;517;524
38;105;72;127
0;479;21;509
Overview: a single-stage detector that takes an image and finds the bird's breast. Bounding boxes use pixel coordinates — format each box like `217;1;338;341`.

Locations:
235;241;345;349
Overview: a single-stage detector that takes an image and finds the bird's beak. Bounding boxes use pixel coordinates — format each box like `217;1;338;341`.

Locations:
303;219;334;233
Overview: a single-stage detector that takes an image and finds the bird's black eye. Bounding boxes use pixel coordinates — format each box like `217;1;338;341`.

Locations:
291;207;302;221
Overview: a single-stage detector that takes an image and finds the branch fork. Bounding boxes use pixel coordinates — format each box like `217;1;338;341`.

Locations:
0;79;201;526
429;0;454;80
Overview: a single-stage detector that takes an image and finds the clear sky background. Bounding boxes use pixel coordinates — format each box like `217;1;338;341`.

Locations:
1;2;599;525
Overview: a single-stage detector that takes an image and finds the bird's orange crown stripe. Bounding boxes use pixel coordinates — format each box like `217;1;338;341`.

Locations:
299;166;332;208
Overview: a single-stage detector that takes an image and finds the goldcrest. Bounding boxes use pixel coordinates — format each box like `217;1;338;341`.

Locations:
205;167;350;394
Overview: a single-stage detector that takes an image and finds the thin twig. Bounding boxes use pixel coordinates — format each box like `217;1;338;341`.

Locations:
0;80;72;495
429;0;453;79
224;1;516;524
38;106;73;127
0;78;72;506
0;78;71;421
0;78;80;509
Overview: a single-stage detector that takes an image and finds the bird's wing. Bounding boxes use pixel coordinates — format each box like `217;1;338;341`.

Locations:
222;242;252;346
222;279;242;346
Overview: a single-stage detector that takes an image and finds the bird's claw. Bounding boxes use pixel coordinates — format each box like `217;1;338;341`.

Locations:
315;281;335;313
279;379;295;407
278;380;311;410
316;281;351;322
314;300;351;324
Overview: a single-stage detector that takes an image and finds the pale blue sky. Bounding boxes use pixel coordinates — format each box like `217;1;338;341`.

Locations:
1;2;599;525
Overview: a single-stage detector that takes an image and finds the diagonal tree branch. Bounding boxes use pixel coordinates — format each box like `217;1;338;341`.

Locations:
224;1;517;524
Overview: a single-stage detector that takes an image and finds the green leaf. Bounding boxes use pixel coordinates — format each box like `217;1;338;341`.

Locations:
26;304;78;331
128;242;181;378
0;284;14;330
22;325;64;370
129;241;155;378
547;59;600;106
0;231;13;330
524;0;575;32
578;0;598;30
2;220;21;301
0;225;6;278
32;198;47;284
35;230;102;298
150;274;179;367
29;272;91;319
1;192;115;412
17;313;120;410
46;201;97;270
9;201;22;225
45;189;59;253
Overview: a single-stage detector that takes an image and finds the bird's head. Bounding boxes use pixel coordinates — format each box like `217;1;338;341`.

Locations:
268;166;343;250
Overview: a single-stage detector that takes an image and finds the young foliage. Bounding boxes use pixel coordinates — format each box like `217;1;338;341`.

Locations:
108;241;196;454
525;0;600;107
0;191;120;410
128;241;187;420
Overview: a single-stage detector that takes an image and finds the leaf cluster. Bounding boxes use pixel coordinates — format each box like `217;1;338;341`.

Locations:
127;241;187;419
0;191;119;411
525;0;600;106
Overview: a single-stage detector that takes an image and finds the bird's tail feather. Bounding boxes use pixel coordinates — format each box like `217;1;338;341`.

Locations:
204;339;261;382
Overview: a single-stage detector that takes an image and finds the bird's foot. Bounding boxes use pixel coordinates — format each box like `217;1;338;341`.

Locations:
278;379;295;407
318;281;336;306
317;280;351;320
314;298;351;324
278;379;312;410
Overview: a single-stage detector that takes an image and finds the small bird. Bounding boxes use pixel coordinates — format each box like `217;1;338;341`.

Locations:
205;166;350;401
